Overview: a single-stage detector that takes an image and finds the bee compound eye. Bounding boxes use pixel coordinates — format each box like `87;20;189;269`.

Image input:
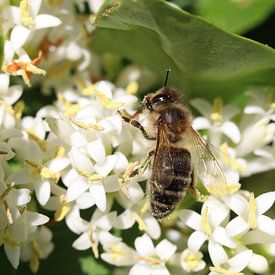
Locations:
153;93;170;104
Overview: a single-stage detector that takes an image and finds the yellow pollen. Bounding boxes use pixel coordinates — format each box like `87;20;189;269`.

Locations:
135;255;164;265
88;232;99;258
76;169;104;182
14;100;25;120
2;234;19;247
220;143;245;173
108;244;123;260
248;192;257;229
133;213;148;231
210;97;223;126
54;146;65;158
30;241;42;273
207;183;241;196
27;130;48;151
126;81;138;95
118;161;139;199
200;207;212;236
3;200;14;224
20;0;35;27
182;250;202;270
54;195;71;221
24;160;42;175
70;118;104;131
210;266;244;275
40;167;60;183
82;85;124;109
0;100;14;114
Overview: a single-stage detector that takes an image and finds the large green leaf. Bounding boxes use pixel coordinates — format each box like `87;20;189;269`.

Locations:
194;0;275;34
92;0;275;99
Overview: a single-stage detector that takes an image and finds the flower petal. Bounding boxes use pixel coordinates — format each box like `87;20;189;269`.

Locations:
35;180;51;206
143;213;161;240
247;253;268;274
190;98;212;117
72;232;91;250
95;155;118;177
90;181;106;212
257;215;275;236
212;227;236;248
114;209;136;229
226;216;250;237
155;239;176;260
187;230;207;252
4;244;20;269
227;250;253;272
129;263;151;275
192;117;211;130
242;229;275;245
134;234;155;257
256;191;275;215
66;178;88;202
178;210;201;231
221;121;241;143
34;14;61;29
87;139;106;165
10;25;31;50
208;240;228;267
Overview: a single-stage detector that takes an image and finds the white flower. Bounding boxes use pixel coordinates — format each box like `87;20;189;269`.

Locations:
223;191;275;238
247;253;268;274
72;207;117;259
2;0;61;50
191;97;240;146
114;198;161;240
129;234;176;275
0;73;23;105
20;226;54;273
101;237;137;267
180;248;206;273
178;197;237;267
209;249;253;275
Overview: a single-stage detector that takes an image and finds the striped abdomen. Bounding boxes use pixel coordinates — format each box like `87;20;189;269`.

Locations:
149;146;192;220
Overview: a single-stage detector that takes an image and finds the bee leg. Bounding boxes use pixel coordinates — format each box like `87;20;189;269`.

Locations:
188;172;208;202
119;150;154;199
118;110;156;140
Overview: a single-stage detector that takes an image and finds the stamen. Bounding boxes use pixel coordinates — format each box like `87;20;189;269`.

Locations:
70;118;104;131
30;241;42;273
207;183;241;196
20;0;35;27
210;97;223;126
126;81;138;95
210;266;244;275
54;195;71;221
200;207;212;236
248;192;257;229
27;130;48;151
182;250;202;271
88;231;99;258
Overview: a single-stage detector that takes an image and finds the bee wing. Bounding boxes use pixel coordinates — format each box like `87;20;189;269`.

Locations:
151;124;175;189
186;127;226;186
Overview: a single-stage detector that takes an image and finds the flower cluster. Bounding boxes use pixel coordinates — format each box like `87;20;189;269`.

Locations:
0;1;274;274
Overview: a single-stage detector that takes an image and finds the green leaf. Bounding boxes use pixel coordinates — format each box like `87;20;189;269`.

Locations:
92;0;275;99
194;0;275;34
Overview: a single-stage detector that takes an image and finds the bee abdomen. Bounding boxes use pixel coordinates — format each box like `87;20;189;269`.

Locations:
149;146;192;220
150;177;191;220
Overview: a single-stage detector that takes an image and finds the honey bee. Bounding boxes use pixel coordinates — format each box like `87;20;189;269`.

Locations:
120;70;225;220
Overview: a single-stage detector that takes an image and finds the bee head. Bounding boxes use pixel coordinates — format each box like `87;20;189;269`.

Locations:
143;87;181;112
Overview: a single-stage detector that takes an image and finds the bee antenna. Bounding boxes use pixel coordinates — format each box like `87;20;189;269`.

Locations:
163;69;171;87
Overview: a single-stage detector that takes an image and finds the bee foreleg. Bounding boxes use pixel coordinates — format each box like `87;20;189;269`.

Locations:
188;172;208;202
118;110;156;140
119;151;154;199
